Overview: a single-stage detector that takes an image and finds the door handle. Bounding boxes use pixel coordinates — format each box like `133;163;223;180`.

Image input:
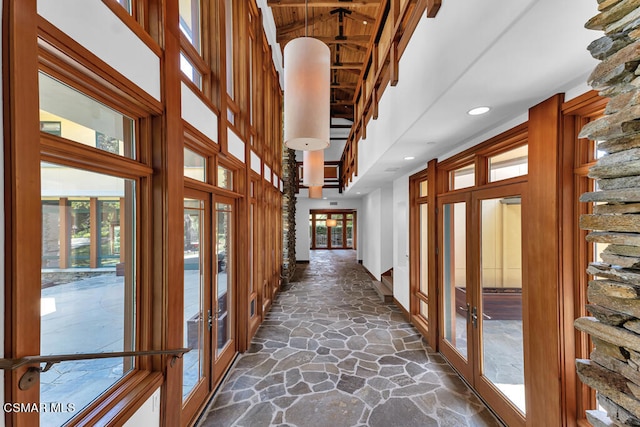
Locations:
471;306;478;328
207;309;213;330
458;303;470;322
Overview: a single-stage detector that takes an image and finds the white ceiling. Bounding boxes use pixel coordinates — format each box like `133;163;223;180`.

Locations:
260;0;600;198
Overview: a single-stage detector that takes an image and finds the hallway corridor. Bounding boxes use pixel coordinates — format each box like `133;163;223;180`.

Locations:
197;250;501;427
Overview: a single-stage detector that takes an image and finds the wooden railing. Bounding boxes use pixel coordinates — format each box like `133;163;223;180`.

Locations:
340;0;441;191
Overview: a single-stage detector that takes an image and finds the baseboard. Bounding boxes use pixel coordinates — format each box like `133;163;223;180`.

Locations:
393;298;411;322
361;265;377;281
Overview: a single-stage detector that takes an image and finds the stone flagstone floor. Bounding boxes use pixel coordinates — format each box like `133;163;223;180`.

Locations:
197;250;502;427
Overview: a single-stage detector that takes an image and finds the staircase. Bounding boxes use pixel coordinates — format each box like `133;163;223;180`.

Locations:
372;269;394;303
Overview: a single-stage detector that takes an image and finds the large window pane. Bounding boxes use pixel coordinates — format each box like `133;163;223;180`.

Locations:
40;162;136;427
225;0;235;98
419;203;429;296
216;203;233;354
442;202;468;359
184;199;205;399
179;0;201;53
480;197;525;414
39;73;135;159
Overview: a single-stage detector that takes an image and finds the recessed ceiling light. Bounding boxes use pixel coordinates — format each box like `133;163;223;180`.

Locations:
363;20;368;25
468;106;491;116
323;197;327;200
404;156;415;160
356;192;361;194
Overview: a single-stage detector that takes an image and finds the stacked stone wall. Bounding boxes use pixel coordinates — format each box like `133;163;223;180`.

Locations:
576;0;640;424
282;147;297;281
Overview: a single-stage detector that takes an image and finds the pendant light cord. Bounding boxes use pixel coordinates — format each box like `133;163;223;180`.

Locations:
305;0;308;37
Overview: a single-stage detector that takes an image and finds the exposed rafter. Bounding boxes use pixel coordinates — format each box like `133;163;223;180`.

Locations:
343;10;375;24
268;0;380;7
331;62;362;69
279;35;371;46
276;13;333;38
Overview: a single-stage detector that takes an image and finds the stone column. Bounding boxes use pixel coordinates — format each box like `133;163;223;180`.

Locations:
282;147;297;281
575;1;640;425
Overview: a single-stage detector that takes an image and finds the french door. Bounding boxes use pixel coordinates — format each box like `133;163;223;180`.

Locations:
439;183;526;426
182;190;236;424
310;211;355;249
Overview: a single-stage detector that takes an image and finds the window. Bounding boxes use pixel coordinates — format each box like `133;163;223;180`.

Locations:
450;164;475;190
40;163;137;426
488;145;528;182
180;52;203;89
217;165;234;190
39;72;136;159
179;0;209;91
184;147;206;182
115;0;133;14
179;0;201;52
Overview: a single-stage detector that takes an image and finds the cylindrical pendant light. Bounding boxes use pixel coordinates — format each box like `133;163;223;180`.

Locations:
308;186;323;199
284;37;330;150
326;218;337;227
303;149;324;187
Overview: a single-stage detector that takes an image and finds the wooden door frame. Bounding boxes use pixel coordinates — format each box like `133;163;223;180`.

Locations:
309;209;357;250
181;188;213;426
470;182;527;427
437;191;474;381
211;194;237;382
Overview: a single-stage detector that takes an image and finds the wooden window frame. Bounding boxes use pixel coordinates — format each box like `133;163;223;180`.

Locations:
560;91;608;427
5;11;162;422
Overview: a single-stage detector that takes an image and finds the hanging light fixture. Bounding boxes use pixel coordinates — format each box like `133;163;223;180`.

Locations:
326;218;337;227
283;0;330;151
303;149;324;187
308;186;323;199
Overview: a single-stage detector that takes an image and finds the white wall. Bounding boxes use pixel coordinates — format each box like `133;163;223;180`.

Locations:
393;173;411;310
295;194;362;262
122;388;161;427
360;186;393;280
38;0;161;100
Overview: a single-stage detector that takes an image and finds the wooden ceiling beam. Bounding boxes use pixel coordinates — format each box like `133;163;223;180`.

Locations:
331;62;363;69
276;13;333;38
331;83;356;88
278;35;371;46
331;100;354;106
344;10;376;24
268;0;380;7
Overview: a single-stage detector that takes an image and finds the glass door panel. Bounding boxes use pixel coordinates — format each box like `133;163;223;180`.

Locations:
442;202;468;360
215;202;233;356
346;214;353;248
479;196;525;415
183;198;207;400
330;216;343;247
315;214;327;248
419;204;429;298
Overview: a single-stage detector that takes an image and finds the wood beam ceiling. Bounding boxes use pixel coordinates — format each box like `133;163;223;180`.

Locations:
268;0;380;7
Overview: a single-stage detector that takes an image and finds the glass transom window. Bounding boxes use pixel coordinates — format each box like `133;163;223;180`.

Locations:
39;72;136;159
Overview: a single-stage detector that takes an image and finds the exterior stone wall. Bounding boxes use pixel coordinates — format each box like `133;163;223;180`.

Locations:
282;147;297;281
576;0;640;424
